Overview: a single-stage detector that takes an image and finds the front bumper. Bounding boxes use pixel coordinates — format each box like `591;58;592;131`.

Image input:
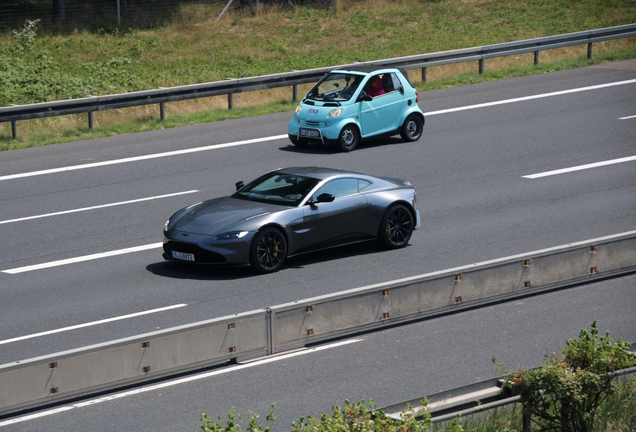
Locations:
163;231;254;265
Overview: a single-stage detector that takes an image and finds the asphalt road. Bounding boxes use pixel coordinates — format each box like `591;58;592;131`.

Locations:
0;60;635;429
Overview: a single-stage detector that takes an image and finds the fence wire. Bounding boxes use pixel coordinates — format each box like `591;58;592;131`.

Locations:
0;0;299;33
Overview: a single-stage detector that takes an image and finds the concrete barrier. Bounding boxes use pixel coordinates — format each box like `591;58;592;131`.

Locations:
0;310;268;416
1;230;635;416
269;231;636;352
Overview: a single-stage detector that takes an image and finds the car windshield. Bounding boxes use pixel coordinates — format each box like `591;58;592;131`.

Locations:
306;72;365;102
232;172;320;206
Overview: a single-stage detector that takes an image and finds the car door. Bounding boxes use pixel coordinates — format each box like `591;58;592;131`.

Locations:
359;73;404;136
292;178;374;251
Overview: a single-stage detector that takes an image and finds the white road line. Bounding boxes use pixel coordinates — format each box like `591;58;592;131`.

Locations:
0;338;362;427
0;190;199;225
523;155;636;179
0;304;188;346
425;78;636;116
619;114;636;120
2;243;162;274
0;135;288;182
1;79;635;184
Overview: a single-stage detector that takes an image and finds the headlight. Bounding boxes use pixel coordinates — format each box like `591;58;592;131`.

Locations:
163;219;170;232
327;108;343;117
295;105;302;114
214;231;249;240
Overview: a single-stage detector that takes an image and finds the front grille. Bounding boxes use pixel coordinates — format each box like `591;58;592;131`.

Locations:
164;241;226;264
305;121;320;126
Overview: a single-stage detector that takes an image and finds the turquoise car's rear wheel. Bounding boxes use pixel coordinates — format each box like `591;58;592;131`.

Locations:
400;114;424;142
337;124;360;152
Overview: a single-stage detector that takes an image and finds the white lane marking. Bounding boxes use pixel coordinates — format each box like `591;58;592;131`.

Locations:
2;79;635;184
0;304;187;346
0;338;362;427
0;190;199;225
2;243;162;274
425;78;636;116
0;135;288;182
619;114;636;120
523;155;636;179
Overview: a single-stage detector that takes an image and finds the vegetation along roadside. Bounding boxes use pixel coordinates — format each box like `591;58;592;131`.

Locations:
1;0;635;150
198;322;636;431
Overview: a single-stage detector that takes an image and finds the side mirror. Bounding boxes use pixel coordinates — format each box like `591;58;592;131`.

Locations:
308;193;335;206
398;85;404;95
235;181;244;191
316;193;335;203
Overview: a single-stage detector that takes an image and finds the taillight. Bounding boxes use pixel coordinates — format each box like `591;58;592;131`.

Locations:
415;90;419;103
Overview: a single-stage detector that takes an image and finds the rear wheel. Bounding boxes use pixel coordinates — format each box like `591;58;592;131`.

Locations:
250;227;287;273
337;124;360;152
400;114;424;142
378;205;414;249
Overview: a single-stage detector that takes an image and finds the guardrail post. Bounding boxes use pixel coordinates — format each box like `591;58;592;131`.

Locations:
292;84;298;103
587;42;593;59
11;121;17;139
88;111;94;129
534;50;539;66
421;67;427;83
160;102;165;121
479;58;484;74
522;402;532;432
226;78;235;109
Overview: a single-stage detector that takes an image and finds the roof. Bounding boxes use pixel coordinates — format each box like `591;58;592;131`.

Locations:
275;166;363;180
331;65;409;77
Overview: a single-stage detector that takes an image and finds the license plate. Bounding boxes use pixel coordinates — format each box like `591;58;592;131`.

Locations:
172;251;195;261
299;128;321;138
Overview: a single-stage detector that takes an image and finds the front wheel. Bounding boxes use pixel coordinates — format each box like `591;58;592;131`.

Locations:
337;124;360;152
400;114;424;142
289;136;308;147
378;204;414;249
250;227;287;273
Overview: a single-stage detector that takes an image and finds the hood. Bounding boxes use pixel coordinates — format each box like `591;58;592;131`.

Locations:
169;196;285;236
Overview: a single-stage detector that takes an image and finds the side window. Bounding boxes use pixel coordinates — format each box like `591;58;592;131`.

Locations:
382;73;395;93
314;178;360;199
391;73;402;91
358;179;372;192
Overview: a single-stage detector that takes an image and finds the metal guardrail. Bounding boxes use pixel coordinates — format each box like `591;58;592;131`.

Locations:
380;364;636;430
1;23;635;138
1;230;635;416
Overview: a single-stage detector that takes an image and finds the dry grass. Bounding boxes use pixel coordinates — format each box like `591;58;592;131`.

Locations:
1;0;635;148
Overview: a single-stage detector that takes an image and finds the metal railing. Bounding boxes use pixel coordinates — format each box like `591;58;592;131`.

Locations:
1;23;635;139
380;363;636;431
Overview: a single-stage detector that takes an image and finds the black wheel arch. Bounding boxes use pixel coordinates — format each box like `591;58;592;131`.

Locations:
387;200;417;222
254;223;290;253
404;112;425;127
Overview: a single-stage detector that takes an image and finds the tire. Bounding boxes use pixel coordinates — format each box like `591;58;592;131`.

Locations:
249;227;287;273
400;114;424;142
290;137;308;147
337;124;360;152
378;204;414;249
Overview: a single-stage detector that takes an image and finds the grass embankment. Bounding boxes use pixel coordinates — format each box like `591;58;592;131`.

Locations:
1;0;636;150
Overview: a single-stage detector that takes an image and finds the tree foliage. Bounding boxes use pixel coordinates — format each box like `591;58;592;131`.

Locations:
506;321;636;432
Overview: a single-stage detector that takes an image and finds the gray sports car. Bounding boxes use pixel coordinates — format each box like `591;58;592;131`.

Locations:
163;167;420;273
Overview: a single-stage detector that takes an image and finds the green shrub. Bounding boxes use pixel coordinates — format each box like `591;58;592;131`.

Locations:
506;321;636;432
290;399;432;432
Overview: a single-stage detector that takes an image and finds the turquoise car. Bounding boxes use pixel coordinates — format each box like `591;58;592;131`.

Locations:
287;66;425;152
